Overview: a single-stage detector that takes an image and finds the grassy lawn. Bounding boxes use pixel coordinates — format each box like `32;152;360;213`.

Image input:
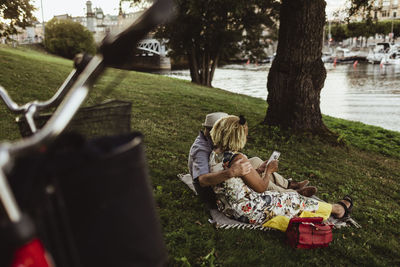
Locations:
1;46;400;266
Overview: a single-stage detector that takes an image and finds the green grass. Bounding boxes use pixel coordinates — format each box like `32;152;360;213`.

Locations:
1;46;400;266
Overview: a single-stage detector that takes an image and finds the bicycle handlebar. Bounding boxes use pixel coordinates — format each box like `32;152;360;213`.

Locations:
0;86;25;113
8;55;104;156
1;69;81;133
0;70;79;113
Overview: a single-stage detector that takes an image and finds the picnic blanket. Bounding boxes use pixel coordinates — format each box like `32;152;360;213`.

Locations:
177;173;361;230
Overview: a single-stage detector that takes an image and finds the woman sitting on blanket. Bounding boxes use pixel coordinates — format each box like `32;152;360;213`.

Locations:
209;115;353;232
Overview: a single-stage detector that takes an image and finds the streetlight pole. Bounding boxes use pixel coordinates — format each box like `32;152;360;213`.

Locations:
328;20;332;48
391;18;394;43
40;0;45;41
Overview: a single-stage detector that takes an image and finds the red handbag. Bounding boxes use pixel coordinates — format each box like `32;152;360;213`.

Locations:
286;217;333;249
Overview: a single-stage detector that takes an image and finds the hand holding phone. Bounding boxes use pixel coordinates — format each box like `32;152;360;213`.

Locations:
267;151;280;166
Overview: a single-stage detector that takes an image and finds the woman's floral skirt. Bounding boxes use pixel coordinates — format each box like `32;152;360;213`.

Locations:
214;177;332;231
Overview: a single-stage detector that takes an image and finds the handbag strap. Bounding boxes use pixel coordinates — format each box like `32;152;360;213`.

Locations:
287;217;333;230
300;222;333;230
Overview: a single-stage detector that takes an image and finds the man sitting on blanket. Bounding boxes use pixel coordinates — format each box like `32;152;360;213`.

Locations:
188;112;316;208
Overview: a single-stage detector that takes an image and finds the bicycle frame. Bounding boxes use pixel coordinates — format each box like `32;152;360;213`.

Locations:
0;0;174;265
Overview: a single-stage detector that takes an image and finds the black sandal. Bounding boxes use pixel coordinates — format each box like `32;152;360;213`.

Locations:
343;195;353;211
333;195;353;220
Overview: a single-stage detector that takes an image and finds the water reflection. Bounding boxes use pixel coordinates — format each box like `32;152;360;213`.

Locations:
163;63;400;132
322;64;400;132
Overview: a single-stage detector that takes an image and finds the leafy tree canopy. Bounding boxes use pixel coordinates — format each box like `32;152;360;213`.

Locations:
122;0;376;86
346;0;373;20
125;0;279;86
330;23;348;42
163;0;280;86
329;20;400;42
0;0;36;38
44;18;96;59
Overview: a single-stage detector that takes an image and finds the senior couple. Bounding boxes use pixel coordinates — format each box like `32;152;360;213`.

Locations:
188;112;353;231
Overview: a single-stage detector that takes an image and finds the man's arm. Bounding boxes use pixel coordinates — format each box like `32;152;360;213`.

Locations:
198;158;252;187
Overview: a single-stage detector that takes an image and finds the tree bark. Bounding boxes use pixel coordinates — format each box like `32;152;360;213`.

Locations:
188;46;200;84
210;53;219;85
187;48;219;87
201;52;206;84
264;0;328;133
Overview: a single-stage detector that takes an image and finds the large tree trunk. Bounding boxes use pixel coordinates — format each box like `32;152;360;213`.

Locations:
264;0;328;133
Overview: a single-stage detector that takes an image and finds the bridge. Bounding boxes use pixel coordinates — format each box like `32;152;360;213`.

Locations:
137;39;167;56
133;38;171;70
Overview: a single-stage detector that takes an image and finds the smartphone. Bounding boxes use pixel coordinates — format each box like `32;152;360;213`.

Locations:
267;151;280;165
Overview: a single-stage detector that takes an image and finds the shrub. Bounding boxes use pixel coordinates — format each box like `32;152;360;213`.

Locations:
44;18;96;59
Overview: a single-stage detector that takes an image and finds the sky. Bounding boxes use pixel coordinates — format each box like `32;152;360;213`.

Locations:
33;0;347;22
325;0;347;19
33;0;122;21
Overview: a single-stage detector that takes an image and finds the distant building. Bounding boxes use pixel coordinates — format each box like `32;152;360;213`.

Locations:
11;1;147;44
72;16;87;26
76;1;144;42
86;1;95;32
51;1;121;42
54;14;72;20
373;0;399;20
350;0;400;21
3;21;45;44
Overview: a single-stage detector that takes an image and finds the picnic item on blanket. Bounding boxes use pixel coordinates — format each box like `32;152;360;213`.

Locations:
286;217;333;249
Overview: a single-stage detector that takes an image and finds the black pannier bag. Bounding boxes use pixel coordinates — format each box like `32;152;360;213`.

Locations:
6;132;167;267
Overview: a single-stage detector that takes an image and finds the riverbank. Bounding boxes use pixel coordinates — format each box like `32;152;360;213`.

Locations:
164;63;400;133
1;46;400;266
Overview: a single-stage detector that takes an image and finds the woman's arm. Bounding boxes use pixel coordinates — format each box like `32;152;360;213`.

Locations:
199;158;252;187
231;154;278;193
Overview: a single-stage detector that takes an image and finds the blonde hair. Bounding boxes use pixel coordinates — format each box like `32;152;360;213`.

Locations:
210;115;248;152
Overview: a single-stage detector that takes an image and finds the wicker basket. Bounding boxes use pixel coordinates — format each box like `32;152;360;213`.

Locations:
17;100;132;138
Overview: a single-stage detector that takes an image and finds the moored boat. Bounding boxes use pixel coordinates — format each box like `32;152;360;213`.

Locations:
367;42;399;64
380;49;400;65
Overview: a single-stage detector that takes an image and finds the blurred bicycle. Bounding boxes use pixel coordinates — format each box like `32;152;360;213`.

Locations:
0;1;174;266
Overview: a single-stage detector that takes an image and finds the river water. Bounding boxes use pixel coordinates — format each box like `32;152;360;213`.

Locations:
163;63;400;133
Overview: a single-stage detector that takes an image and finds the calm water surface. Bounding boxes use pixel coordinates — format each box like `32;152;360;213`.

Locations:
164;63;400;132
